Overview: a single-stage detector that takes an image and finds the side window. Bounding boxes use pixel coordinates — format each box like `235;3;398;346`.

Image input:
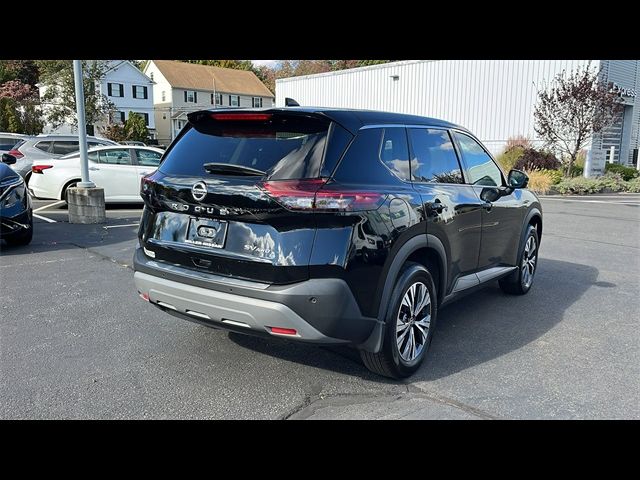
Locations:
379;128;410;181
320;122;353;178
0;137;17;150
98;149;133;165
52;141;80;155
136;149;162;167
88;151;99;162
453;132;503;187
35;141;52;153
408;128;463;184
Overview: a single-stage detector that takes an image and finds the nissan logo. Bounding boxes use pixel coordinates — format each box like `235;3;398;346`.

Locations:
192;182;207;202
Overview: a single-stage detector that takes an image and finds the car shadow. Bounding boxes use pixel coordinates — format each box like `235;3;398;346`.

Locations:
228;258;599;382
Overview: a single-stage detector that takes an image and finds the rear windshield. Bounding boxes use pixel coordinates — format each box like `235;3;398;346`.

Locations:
158;113;331;180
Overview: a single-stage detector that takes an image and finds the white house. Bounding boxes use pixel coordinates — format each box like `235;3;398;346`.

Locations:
143;60;274;145
40;60;155;138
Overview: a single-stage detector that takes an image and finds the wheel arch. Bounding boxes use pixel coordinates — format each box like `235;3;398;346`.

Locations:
359;233;448;353
60;178;81;200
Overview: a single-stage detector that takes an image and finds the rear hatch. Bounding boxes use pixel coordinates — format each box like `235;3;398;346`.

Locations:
140;110;352;284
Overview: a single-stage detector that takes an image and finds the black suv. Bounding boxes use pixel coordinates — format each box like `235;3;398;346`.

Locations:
134;108;542;378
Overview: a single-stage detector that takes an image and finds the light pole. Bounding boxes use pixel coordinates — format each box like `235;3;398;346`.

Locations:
73;60;95;188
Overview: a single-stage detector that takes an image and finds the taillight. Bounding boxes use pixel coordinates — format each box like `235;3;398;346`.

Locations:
210;113;272;121
260;179;385;212
31;165;53;174
140;174;153;195
8;149;23;159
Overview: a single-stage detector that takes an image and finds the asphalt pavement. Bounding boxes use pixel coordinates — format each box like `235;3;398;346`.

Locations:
1;194;639;419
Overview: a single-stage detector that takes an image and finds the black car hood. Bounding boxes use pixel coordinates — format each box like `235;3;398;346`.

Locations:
0;163;19;182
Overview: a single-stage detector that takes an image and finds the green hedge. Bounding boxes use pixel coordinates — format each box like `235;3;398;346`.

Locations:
555;172;640;194
605;163;639;181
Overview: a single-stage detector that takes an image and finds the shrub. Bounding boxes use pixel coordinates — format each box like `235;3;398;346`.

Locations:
574;149;587;167
526;169;554;194
605;162;639;181
599;172;627;192
541;169;563;185
626;177;640;193
505;135;533;151
555;177;603;195
569;164;583;177
496;146;524;172
515;148;561;171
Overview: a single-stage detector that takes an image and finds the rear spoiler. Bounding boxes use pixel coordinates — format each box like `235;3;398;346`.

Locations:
284;97;300;107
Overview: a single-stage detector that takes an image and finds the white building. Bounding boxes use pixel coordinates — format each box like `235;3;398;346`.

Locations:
276;60;640;173
40;60;155;138
144;60;275;145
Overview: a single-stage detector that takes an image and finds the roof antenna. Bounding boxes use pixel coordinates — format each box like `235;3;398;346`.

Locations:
284;97;300;107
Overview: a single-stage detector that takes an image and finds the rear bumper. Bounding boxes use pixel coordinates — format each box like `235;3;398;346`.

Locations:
133;247;380;345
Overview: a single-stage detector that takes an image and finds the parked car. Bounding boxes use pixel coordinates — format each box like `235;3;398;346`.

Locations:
133;108;542;378
29;145;164;203
9;134;118;183
120;141;147;146
0;133;32;156
0;154;32;246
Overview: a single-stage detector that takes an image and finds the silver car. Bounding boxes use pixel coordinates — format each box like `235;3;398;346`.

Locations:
0;133;32;156
10;134;118;182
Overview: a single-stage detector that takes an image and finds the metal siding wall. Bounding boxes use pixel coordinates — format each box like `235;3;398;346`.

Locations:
278;60;603;154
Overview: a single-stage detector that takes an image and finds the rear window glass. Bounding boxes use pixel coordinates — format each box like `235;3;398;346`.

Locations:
0;137;19;150
52;141;80;155
159;114;330;179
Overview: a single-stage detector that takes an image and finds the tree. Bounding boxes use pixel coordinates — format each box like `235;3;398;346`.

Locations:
36;60;114;131
125;112;149;142
534;65;623;177
0;60;39;86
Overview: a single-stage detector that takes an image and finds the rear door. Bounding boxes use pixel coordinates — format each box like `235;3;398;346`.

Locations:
133;148;163;178
88;148;140;201
140;111;334;284
407;127;483;295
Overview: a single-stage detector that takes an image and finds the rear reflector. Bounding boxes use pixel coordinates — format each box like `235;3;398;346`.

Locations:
8;149;23;159
32;165;53;174
139;293;149;301
260;179;385;212
269;327;298;336
210;113;272;121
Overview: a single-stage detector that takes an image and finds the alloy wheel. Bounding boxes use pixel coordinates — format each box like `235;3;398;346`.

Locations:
396;281;431;362
521;235;537;288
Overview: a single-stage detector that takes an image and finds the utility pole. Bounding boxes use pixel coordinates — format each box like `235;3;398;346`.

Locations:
68;60;105;224
73;60;95;188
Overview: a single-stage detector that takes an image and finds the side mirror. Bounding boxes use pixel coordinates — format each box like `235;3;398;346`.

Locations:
2;153;17;165
508;169;529;189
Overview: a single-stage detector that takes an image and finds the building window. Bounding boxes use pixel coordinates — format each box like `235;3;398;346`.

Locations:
118;111;126;124
252;97;263;108
133;112;150;126
184;90;197;103
161;91;166;102
132;85;148;99
229;95;239;107
211;93;223;106
107;83;123;97
162;113;166;120
149;72;154;81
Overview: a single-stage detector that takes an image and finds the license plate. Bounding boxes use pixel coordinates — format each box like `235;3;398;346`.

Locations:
185;217;228;249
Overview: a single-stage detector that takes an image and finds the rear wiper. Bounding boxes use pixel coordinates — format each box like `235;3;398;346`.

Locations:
203;163;266;176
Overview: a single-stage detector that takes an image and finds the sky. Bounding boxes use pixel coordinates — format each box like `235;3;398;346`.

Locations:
251;60;278;68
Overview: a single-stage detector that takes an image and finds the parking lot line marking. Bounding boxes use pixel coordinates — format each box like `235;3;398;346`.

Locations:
33;213;56;223
33;200;66;213
103;223;139;229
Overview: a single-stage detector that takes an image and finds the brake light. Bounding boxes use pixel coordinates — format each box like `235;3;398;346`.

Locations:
8;149;23;159
210;113;272;121
31;165;53;174
269;327;298;336
140;174;153;195
260;179;385;212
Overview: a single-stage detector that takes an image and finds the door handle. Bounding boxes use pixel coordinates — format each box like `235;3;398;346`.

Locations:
89;167;100;171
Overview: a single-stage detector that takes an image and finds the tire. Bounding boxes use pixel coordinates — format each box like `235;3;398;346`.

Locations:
499;225;539;295
360;262;437;379
5;213;33;246
24;172;32;186
63;181;78;204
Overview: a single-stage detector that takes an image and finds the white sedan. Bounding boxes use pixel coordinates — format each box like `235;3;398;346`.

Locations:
29;146;164;203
